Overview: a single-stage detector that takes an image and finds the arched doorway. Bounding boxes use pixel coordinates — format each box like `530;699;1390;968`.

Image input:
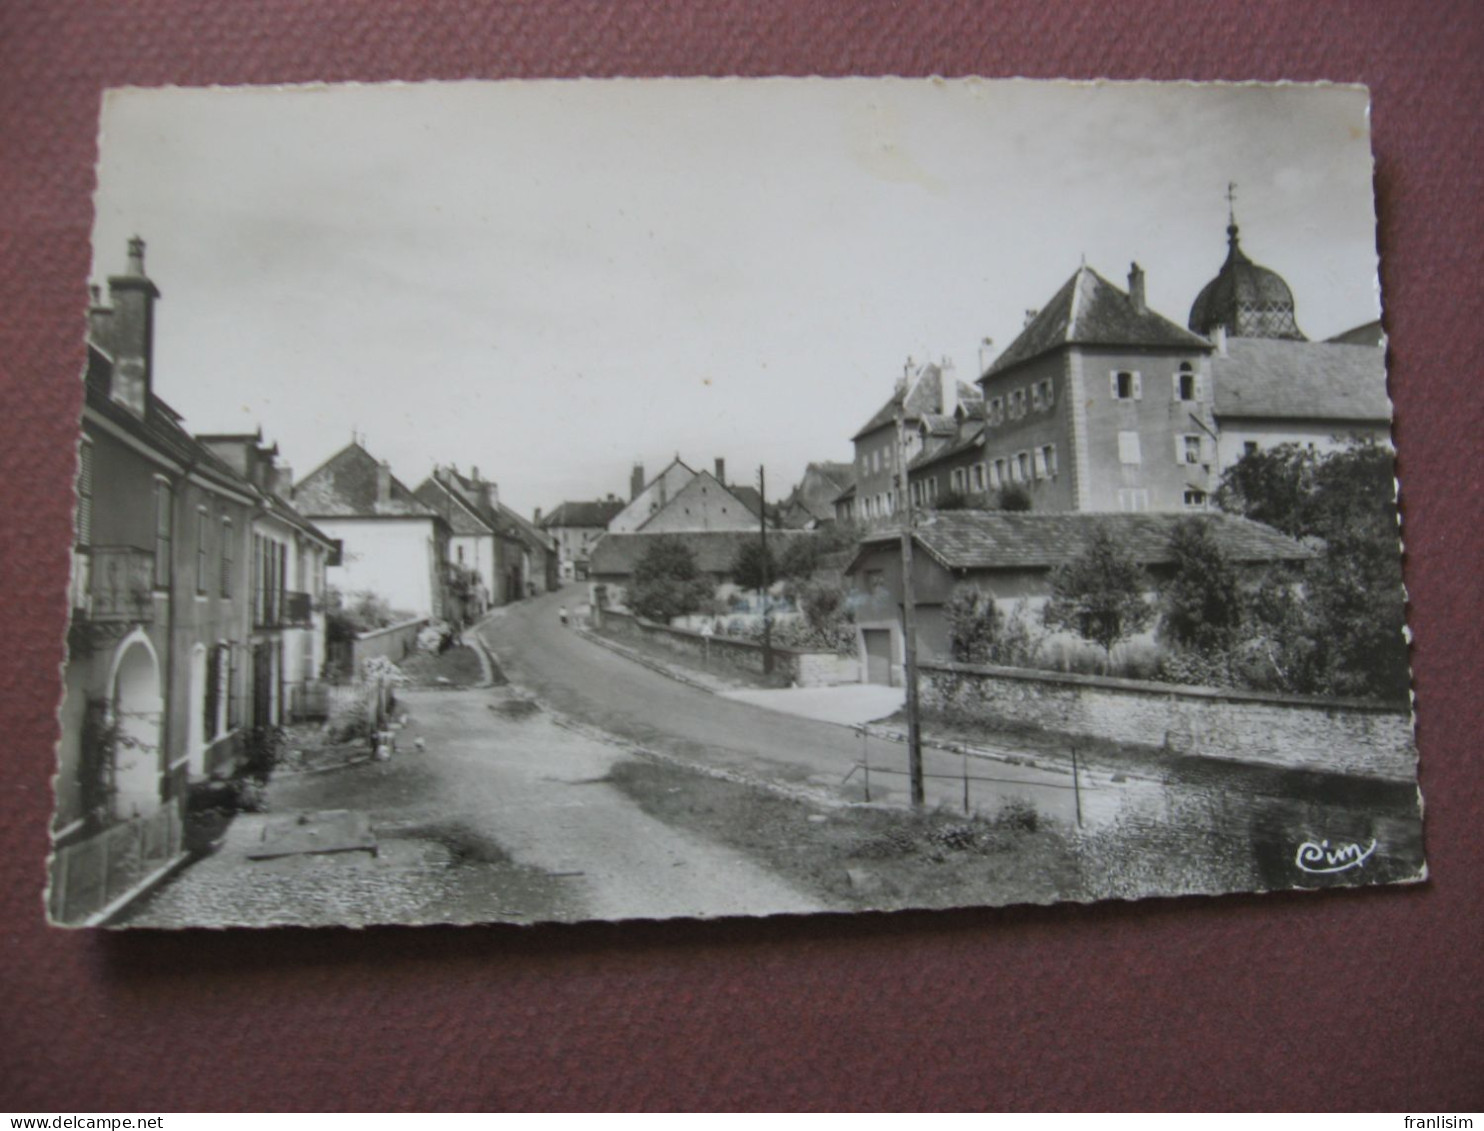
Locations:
108;633;162;820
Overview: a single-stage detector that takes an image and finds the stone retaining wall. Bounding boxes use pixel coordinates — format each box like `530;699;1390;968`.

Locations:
919;660;1416;781
599;610;859;688
351;616;428;671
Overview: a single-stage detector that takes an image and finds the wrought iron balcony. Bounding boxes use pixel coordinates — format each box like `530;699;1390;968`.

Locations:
74;546;156;623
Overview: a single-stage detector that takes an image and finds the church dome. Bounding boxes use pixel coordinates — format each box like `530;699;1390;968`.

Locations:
1188;222;1307;341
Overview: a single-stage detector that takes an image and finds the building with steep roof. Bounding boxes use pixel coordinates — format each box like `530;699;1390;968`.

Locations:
780;461;856;529
978;263;1219;513
843;359;981;525
843;510;1310;684
295;442;451;620
539;497;627;581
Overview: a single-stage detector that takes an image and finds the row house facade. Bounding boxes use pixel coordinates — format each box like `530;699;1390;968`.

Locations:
53;239;334;925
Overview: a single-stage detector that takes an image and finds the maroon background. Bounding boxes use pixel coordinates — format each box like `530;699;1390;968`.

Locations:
2;1;1481;1112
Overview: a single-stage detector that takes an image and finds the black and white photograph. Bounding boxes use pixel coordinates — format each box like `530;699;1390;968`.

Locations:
50;78;1422;928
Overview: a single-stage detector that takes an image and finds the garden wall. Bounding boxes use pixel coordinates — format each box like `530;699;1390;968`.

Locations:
351;616;428;671
599;610;859;688
919;660;1416;781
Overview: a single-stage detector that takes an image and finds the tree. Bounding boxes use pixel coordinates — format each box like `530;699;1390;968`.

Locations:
1158;518;1243;654
944;584;1002;664
730;539;777;591
1214;442;1315;538
1042;525;1152;668
1218;439;1408;699
630;537;715;623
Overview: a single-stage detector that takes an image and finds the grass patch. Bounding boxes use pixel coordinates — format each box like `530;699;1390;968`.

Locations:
606;757;1080;912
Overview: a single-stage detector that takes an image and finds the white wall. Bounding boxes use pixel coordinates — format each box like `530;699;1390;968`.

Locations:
317;517;440;619
1215;420;1392;473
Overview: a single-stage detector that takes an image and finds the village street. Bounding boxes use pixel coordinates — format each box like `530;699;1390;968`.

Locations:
477;589;1082;819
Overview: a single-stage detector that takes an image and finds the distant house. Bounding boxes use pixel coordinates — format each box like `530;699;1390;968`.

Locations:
843;511;1310;685
419;464;557;602
905;400;989;510
780;461;856;529
588;529;805;612
843;359;982;526
294;442;451;621
414;469;508;620
539;497;626;581
608;458;698;533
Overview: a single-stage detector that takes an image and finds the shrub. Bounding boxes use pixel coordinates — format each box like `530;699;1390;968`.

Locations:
1042;524;1152;669
631;537;715;624
945;585;1001;664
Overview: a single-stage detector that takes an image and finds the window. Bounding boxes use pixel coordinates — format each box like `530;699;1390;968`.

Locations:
153;480;172;589
1176;362;1198;402
195;505;208;595
989;397;1004;425
226;643;240;729
1041;444;1057;478
1041;378;1056;409
972;463;986;492
1244;441;1259;456
1184;489;1208;509
1016;452;1031;482
1112;370;1142;400
1118;431;1142;465
994;458;1007;487
1031;383;1044;411
1118;488;1150;512
1180;434;1203;465
74;438;95;547
205;645;223;741
220;517;233;597
1010;389;1027;419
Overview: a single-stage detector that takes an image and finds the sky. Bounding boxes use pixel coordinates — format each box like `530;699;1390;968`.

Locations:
89;79;1382;518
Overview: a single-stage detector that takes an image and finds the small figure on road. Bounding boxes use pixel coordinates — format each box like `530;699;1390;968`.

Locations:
559;605;569;627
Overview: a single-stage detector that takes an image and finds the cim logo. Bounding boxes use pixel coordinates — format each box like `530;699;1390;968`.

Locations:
1294;838;1378;875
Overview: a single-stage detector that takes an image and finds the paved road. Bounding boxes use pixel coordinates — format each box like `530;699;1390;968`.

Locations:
480;590;1079;818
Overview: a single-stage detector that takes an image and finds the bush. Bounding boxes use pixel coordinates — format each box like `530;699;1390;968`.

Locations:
1042;524;1152;668
945;585;1001;664
1158;518;1243;655
996;484;1032;512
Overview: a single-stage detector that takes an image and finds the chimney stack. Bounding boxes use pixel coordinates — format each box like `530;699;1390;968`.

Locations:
471;465;480;483
1128;262;1146;314
87;285;114;353
275;464;294;499
376;460;392;505
630;462;644;501
939;358;958;417
105;236;160;418
714;457;726;485
1212;323;1228;356
534;507;543;525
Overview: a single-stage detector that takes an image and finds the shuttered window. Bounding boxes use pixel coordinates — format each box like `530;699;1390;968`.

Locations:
75;439;94;547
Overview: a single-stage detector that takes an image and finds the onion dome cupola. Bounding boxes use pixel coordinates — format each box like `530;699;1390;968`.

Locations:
1188;210;1307;342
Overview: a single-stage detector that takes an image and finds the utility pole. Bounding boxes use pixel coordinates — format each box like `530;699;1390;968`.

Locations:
895;408;925;806
758;464;774;675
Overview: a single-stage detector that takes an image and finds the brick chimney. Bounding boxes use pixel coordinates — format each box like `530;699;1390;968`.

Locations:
376;460;392;506
105;236;160;418
714;457;726;485
1128;262;1146;314
534;507;543;524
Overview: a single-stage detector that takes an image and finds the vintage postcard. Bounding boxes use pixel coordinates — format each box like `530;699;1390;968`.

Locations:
50;78;1422;927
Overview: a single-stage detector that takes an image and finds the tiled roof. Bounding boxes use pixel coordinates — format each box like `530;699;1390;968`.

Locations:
853;511;1311;573
589;530;807;576
413;477;495;536
985;266;1212;378
909;423;985;472
541;499;627;529
727;484;766;519
851;364;978;441
294;442;438;518
1327;320;1385;348
1212;338;1392;422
